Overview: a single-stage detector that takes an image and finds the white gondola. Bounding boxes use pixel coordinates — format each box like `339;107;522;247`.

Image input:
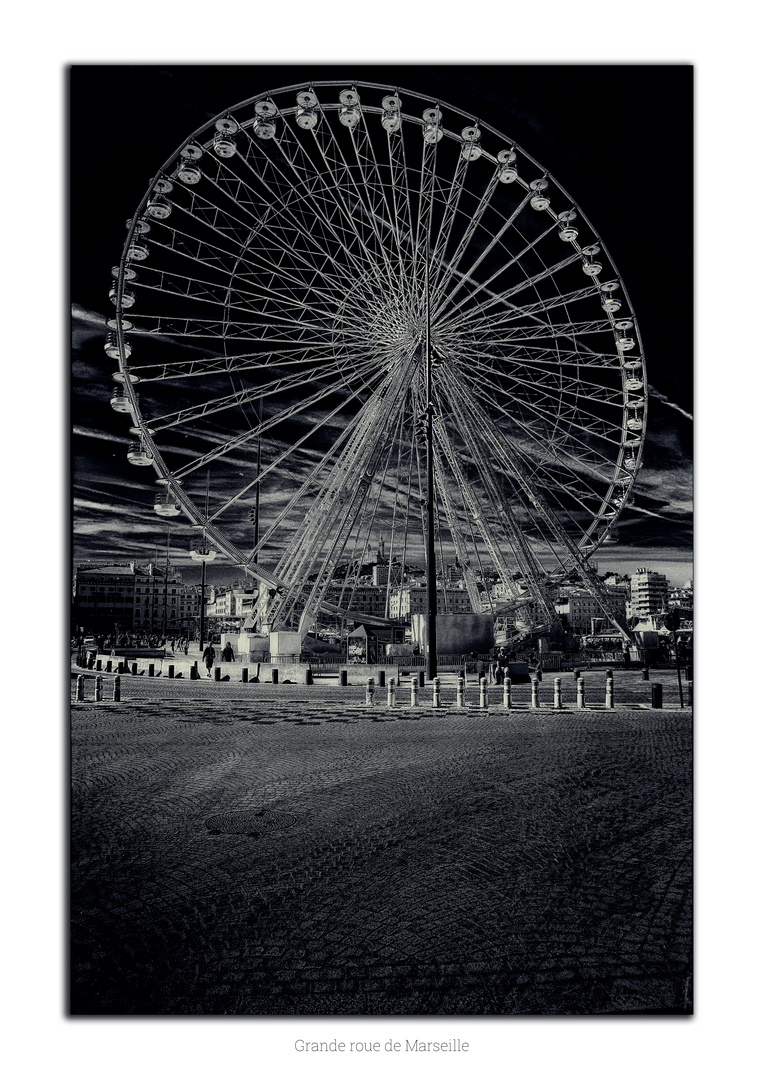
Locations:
180;142;203;160
110;386;132;413
109;285;135;308
104;335;132;361
625;378;644;392
154;493;181;517
497;148;518;183
381;111;401;133
582;259;602;276
111;265;137;281
255;120;277;139
616;337;635;351
190;545;217;562
530;177;550;210
127;440;153;466
213;132;237;157
126;240;149;261
153;178;174;195
460;126;482;161
296;107;318;130
147;195;172;220
339;106;360;128
177;162;202;184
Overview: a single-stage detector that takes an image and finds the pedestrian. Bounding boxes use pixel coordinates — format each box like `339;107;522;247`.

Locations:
202;642;215;677
222;641;235;663
183;641;189;655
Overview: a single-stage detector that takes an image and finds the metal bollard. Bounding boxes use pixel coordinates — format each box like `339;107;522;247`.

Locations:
456;676;465;708
432;676;441;709
531;678;539;709
105;659;112;673
503;676;512;709
306;668;313;686
76;675;85;702
95;675;103;702
642;667;650;681
377;669;385;687
117;662;125;675
554;676;562;709
573;668;581;682
148;663;155;678
479;677;488;709
605;676;614;709
687;682;693;707
95;658;102;672
651;683;663;709
387;678;396;708
339;669;348;687
366;677;375;706
410;676;419;707
418;670;425;688
113;675;121;702
131;662;138;676
214;666;221;682
271;668;279;684
576;677;585;709
242;667;248;683
605;669;614;681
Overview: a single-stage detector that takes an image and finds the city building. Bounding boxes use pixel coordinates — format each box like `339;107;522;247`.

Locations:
555;587;628;635
388;586;474;619
72;562;200;633
629;569;670;622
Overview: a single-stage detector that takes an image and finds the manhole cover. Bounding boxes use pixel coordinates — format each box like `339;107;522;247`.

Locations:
204;809;297;836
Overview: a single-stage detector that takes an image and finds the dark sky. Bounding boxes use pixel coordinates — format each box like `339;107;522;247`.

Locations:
70;63;693;584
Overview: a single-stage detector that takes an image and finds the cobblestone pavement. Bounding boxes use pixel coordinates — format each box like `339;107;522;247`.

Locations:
71;673;692;1015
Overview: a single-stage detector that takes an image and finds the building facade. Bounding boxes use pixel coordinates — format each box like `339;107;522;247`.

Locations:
73;562;200;633
629;569;670;622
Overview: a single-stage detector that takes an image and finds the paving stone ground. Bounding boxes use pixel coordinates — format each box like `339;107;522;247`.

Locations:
70;671;692;1015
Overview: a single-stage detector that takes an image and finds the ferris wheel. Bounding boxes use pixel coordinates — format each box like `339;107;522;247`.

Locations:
107;80;645;639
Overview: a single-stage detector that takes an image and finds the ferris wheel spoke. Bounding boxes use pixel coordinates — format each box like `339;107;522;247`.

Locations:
445;373;622;571
350;107;414;286
457;353;626;412
146;352;382;434
429;167;502;308
168;358;391;483
170;166;369;303
427;148;471;284
439;249;584;335
121;339;362;383
433;189;533;317
475;393;625;490
130;266;343;331
444;350;626;437
239;118;403;308
436;217;568;328
136;218;349;312
434;391;553;612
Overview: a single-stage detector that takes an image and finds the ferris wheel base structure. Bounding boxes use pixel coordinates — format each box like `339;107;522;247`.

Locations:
107;79;645;654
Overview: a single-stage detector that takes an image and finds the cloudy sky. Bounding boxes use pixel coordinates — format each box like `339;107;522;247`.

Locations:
71;64;692;586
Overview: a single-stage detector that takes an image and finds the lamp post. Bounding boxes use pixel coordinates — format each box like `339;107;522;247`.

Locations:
424;242;437;681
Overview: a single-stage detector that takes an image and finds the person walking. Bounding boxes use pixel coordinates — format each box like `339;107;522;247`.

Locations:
222;641;235;663
202;642;215;677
